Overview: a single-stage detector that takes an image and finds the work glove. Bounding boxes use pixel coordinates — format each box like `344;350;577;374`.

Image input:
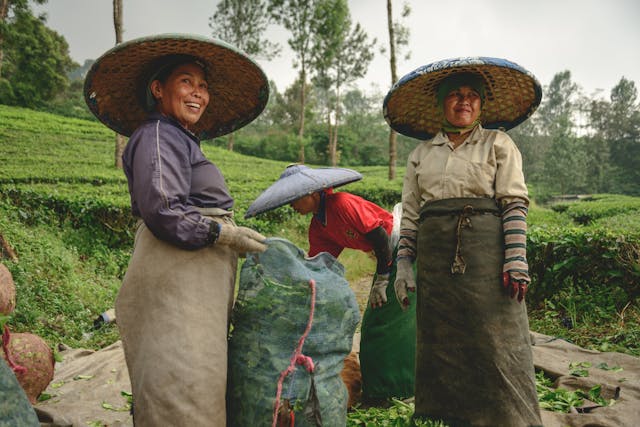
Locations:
215;223;267;254
503;272;528;303
368;273;389;309
393;257;416;311
502;203;530;303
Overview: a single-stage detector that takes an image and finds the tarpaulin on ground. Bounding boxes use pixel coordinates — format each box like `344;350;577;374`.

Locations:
29;332;640;426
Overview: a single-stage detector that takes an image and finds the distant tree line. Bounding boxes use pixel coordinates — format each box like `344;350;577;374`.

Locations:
0;0;638;196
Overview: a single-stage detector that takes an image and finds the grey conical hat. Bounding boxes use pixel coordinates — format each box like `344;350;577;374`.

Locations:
244;165;363;219
84;33;269;140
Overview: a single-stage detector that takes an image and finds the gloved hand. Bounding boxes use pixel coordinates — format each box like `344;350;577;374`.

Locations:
503;272;528;303
393;257;415;311
368;273;389;309
216;223;267;254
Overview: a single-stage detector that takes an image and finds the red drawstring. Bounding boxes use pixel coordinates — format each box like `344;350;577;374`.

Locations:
2;324;27;374
271;279;317;427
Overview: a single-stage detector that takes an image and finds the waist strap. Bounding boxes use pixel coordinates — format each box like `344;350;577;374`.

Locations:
420;197;499;221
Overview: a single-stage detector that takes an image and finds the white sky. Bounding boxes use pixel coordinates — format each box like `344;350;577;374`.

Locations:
35;0;640;99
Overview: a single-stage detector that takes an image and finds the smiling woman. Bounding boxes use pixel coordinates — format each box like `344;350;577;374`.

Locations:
83;34;270;427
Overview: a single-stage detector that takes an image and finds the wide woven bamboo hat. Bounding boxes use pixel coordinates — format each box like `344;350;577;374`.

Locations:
84;33;269;140
383;56;542;140
245;164;363;218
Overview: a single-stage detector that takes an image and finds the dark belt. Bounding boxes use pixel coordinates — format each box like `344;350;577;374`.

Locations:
419;197;500;221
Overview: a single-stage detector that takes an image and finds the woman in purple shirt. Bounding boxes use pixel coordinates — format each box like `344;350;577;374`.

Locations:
84;35;269;426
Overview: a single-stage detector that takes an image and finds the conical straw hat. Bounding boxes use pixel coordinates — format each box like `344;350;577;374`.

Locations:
383;57;542;140
84;33;269;140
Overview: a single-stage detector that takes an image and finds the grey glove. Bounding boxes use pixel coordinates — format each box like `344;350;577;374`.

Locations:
394;257;416;311
216;223;267;254
368;273;389;309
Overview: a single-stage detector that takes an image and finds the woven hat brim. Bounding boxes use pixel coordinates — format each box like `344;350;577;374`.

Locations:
383;57;542;140
84;33;269;139
244;167;363;218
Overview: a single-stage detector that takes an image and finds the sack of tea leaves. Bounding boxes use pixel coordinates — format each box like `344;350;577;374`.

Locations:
0;356;40;426
228;238;360;427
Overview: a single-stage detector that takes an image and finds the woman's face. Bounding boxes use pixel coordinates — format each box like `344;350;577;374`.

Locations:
443;85;482;128
150;63;210;128
290;193;320;215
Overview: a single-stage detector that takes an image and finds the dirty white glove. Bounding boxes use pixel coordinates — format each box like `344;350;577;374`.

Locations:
215;223;267;254
368;273;389;309
393;257;415;311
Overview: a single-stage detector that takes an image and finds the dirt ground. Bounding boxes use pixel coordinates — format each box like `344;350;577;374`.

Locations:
350;274;374;317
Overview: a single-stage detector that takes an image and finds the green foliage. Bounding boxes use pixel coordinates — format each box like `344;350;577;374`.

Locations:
0;198;122;349
209;0;280;60
550;194;640;225
347;399;448;426
1;8;77;108
535;370;617;413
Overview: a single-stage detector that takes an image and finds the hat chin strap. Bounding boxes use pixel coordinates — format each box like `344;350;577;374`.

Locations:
441;118;481;134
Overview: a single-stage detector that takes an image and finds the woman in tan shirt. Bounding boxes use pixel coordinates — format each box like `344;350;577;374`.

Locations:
383;57;543;427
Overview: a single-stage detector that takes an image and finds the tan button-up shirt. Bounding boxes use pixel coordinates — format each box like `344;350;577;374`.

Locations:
400;125;529;235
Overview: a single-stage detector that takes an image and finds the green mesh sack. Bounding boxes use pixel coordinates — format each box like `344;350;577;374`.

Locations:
0;358;40;426
228;238;360;427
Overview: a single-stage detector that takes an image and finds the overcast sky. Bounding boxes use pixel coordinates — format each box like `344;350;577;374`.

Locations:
35;0;640;99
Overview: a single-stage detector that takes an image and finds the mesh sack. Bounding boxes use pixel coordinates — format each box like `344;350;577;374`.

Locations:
228;238;360;426
0;358;40;426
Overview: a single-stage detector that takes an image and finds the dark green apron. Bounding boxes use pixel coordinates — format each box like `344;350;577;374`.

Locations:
414;198;541;427
360;252;416;400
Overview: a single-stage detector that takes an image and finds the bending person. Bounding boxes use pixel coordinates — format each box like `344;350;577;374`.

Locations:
245;164;416;402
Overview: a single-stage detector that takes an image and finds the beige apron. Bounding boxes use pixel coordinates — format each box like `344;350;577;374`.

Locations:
116;209;237;427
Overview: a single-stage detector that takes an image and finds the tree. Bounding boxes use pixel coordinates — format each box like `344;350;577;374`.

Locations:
209;0;280;151
591;77;640;194
0;8;75;108
384;0;410;179
534;71;591;194
269;0;319;162
113;0;126;169
310;0;375;166
0;0;46;78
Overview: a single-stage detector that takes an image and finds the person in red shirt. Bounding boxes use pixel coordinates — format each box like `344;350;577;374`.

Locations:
246;164;416;402
292;187;394;306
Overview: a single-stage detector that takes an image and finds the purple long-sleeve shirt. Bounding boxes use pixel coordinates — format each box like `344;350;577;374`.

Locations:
122;113;233;249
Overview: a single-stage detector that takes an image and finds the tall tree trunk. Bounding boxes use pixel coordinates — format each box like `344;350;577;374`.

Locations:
386;0;398;180
0;0;9;78
327;109;334;165
330;87;341;166
227;133;235;151
298;68;306;163
113;0;126;169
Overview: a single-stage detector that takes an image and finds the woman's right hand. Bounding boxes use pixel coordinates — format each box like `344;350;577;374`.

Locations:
216;223;267;254
393;257;416;311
